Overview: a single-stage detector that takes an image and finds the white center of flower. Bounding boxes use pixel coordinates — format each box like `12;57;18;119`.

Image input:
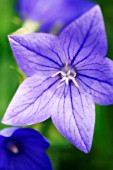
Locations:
10;145;19;154
52;61;79;88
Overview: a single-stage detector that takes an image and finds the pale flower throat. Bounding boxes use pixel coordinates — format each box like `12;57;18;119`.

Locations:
10;145;19;154
52;60;79;88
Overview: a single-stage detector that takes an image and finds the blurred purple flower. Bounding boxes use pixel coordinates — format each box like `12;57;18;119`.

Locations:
17;0;95;33
0;128;52;170
2;6;113;153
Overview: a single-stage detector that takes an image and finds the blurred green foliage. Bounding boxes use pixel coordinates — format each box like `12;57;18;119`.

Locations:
0;0;113;170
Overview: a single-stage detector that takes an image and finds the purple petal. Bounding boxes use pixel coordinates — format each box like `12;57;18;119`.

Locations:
77;58;113;105
12;128;50;150
0;128;18;137
10;149;52;170
0;141;8;170
10;128;52;170
51;84;95;153
19;145;52;170
17;0;95;33
1;128;52;170
8;33;65;77
59;5;107;65
2;73;61;126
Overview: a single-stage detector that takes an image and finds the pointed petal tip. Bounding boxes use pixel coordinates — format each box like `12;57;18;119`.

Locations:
2;115;23;126
73;140;91;154
82;146;91;154
1;117;13;126
8;35;13;40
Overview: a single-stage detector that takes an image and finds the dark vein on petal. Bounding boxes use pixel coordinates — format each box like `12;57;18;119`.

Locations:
78;74;112;85
28;59;59;69
9;79;60;120
76;62;103;69
77;68;106;74
69;83;89;152
63;85;69;135
37;87;59;114
49;48;64;65
74;39;99;66
67;33;73;60
11;38;61;67
77;77;108;95
71;14;96;65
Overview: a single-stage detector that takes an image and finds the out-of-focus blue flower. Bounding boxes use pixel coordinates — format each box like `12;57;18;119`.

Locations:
0;128;52;170
17;0;95;33
2;5;113;153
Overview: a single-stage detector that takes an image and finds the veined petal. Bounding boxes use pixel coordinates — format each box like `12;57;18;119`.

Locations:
2;74;61;126
51;84;95;153
59;5;107;65
77;58;113;105
8;33;65;77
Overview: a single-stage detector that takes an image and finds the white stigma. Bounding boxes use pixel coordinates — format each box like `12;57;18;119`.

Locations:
10;145;19;154
52;61;79;88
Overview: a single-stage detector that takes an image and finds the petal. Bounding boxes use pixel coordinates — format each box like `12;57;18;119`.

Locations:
20;146;52;170
0;128;52;170
2;73;61;126
0;136;13;169
51;84;95;153
12;128;50;150
7;150;52;170
0;143;8;170
7;129;52;170
8;33;65;77
59;5;107;65
17;0;94;33
0;127;18;137
77;58;113;105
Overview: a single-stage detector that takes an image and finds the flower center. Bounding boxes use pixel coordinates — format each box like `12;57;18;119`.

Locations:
52;60;79;88
5;140;19;154
10;145;19;154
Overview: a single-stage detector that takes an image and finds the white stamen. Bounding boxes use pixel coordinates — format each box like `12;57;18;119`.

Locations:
57;82;65;89
70;76;79;88
52;61;79;88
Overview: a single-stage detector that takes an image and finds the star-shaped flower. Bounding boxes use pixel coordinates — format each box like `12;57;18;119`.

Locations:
0;128;52;170
2;5;113;153
17;0;94;33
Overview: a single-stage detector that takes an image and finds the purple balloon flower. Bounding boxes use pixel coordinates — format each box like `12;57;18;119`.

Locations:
17;0;94;33
0;127;52;170
2;5;113;153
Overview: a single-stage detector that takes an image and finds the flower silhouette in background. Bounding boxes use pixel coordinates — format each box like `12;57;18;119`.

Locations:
0;128;52;170
2;6;113;153
17;0;94;33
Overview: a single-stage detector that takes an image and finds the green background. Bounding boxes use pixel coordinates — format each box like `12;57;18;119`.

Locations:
0;0;113;169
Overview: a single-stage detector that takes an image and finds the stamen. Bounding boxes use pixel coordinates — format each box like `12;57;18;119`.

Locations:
70;70;77;78
65;60;68;69
52;71;62;78
57;82;65;89
51;60;79;88
52;71;65;78
70;77;79;88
